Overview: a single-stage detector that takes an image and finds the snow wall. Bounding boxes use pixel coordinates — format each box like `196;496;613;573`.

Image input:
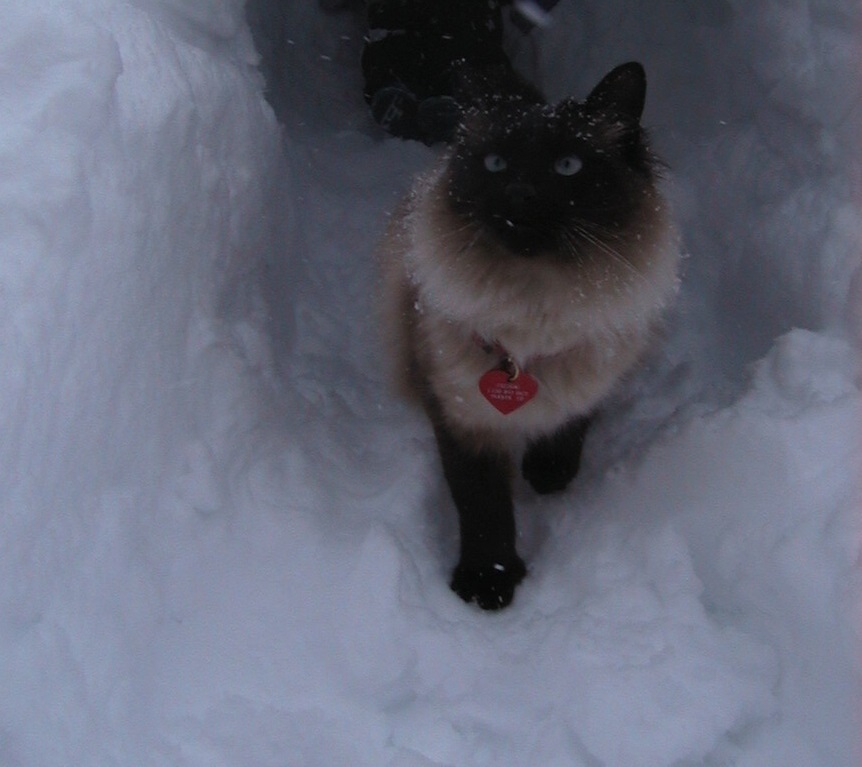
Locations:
0;1;860;765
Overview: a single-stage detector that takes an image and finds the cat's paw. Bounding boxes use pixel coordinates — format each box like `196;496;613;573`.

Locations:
450;557;527;610
521;417;590;495
521;451;580;495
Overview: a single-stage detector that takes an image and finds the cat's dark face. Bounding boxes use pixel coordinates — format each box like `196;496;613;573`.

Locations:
446;63;657;258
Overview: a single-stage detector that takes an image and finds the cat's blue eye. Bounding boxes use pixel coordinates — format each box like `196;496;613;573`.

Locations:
484;154;508;173
554;155;582;176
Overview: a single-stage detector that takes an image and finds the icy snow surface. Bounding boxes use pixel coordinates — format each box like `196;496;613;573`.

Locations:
0;1;860;765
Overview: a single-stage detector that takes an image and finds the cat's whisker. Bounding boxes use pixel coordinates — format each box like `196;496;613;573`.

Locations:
561;229;610;278
563;223;650;288
434;212;477;239
568;224;636;271
431;215;486;259
456;223;486;259
431;216;482;251
441;209;486;247
568;215;630;242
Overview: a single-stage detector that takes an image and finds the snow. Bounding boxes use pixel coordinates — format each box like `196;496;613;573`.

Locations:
0;0;859;765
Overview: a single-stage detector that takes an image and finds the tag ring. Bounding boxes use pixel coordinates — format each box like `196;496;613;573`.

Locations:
504;356;521;381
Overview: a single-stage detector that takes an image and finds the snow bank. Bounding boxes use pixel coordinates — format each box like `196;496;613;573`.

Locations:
531;1;862;377
0;1;284;762
0;0;859;765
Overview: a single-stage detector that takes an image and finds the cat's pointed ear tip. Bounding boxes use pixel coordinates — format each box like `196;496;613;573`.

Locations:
585;60;648;121
615;61;646;82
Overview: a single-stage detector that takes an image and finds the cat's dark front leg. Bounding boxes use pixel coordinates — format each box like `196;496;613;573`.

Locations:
430;414;526;610
522;415;591;495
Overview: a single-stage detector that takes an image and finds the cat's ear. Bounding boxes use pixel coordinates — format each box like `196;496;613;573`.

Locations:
585;62;646;122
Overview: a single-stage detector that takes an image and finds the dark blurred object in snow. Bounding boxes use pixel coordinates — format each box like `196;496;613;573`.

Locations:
361;0;558;143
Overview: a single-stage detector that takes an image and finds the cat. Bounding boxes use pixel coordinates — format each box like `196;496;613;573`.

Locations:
378;62;681;609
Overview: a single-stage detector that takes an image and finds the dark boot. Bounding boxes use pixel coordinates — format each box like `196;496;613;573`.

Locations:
362;0;513;142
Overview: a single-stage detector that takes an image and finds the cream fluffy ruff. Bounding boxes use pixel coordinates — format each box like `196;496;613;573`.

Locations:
381;159;682;442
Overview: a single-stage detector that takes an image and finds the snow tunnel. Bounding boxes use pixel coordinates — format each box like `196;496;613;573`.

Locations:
0;1;860;764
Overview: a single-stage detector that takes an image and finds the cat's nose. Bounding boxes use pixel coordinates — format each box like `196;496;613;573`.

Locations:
505;183;537;207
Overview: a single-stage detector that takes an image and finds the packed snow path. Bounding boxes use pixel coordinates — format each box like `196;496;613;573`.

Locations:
0;2;859;765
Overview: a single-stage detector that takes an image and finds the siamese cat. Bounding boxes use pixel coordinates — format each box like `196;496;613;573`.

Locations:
379;62;681;609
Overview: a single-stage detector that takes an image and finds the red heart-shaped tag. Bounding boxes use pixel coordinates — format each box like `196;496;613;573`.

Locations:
478;369;539;414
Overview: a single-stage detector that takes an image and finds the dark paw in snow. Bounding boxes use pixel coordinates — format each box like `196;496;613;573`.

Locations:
450;557;527;610
521;453;579;495
521;417;589;494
